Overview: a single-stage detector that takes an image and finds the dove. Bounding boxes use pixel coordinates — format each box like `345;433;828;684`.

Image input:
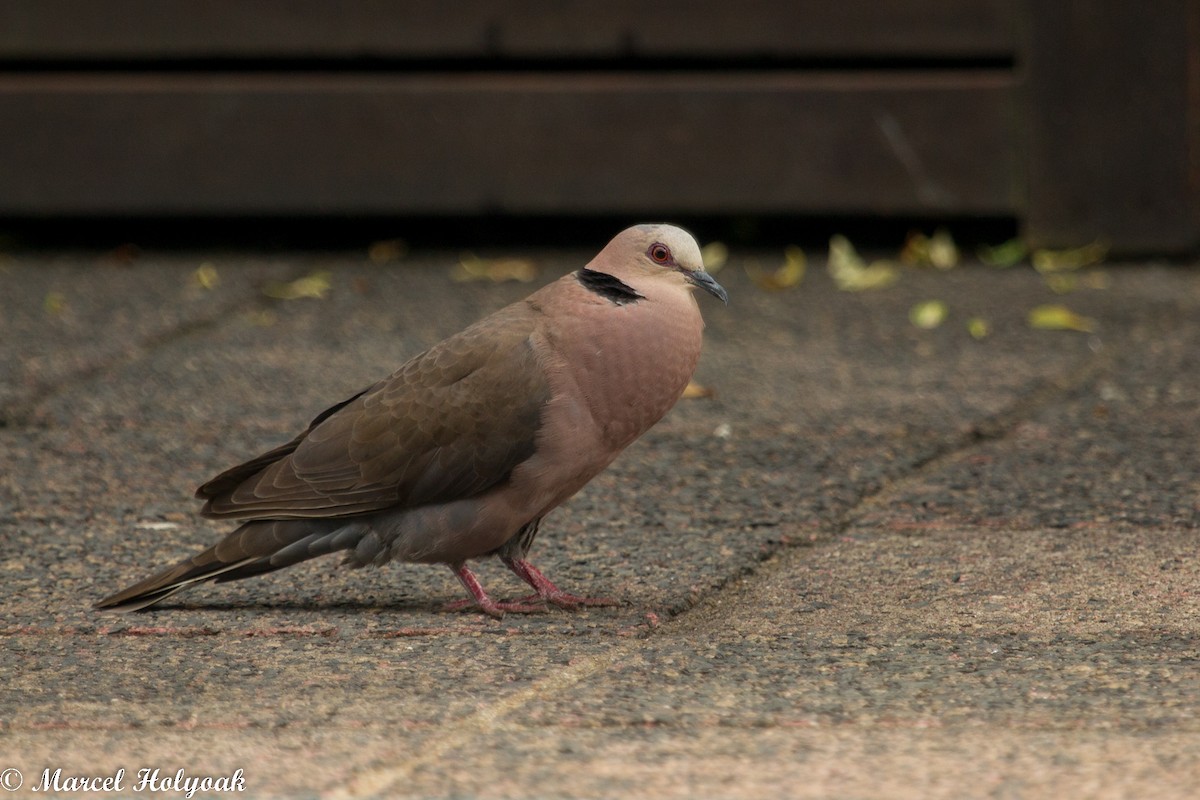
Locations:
96;223;727;618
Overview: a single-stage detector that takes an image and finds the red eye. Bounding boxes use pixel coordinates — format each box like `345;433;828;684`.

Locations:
649;244;671;264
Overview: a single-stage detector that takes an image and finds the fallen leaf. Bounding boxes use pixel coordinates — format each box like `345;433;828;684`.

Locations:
700;242;729;273
828;235;899;291
368;238;408;264
745;246;806;291
1028;304;1097;333
452;254;537;283
909;299;948;329
901;228;959;269
1032;242;1108;273
967;317;990;339
262;271;332;300
43;291;66;316
928;229;960;269
1082;271;1112;290
977;238;1027;268
682;380;715;399
193;263;219;290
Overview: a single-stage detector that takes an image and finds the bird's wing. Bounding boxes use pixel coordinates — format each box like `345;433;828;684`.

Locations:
197;303;550;520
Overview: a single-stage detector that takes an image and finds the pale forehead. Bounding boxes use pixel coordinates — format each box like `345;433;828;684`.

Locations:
630;224;700;254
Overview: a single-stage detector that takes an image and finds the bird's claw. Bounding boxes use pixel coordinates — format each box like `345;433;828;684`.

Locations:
441;597;548;618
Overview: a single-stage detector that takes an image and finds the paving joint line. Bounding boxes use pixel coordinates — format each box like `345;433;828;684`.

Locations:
641;343;1127;642
838;344;1119;530
0;293;281;430
327;642;647;798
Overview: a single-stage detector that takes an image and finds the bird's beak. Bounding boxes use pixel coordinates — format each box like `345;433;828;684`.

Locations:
687;270;729;305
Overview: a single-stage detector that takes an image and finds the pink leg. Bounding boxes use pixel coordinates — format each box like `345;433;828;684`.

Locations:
502;557;618;609
443;563;548;618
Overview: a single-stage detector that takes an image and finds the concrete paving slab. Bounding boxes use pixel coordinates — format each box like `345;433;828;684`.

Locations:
2;247;1198;798
0;253;301;419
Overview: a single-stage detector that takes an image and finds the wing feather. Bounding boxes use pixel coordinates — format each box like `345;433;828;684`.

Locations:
197;302;549;520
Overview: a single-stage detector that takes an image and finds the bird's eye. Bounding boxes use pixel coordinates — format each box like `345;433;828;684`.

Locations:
649;244;671;264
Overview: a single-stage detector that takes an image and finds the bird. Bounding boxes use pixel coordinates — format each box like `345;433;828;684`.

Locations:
96;223;727;618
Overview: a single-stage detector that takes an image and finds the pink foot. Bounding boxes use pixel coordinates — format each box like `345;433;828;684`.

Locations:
503;557;619;610
446;563;548;618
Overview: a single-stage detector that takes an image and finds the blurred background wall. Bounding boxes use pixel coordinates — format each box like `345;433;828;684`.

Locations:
0;0;1196;253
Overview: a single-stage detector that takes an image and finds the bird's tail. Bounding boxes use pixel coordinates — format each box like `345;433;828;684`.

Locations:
95;519;366;613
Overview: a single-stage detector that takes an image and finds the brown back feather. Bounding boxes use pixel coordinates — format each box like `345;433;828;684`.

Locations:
197;302;549;520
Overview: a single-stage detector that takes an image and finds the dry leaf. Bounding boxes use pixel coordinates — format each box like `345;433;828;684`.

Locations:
682;380;715;399
43;291;66;316
967;317;990;339
900;232;927;266
1032;242;1108;273
901;229;959;269
368;238;408;264
1028;304;1097;333
745;246;806;291
262;271;332;300
193;263;219;290
828;235;899;291
928;229;960;270
909;299;948;329
700;242;729;273
452;254;538;283
1081;271;1111;290
977;238;1027;268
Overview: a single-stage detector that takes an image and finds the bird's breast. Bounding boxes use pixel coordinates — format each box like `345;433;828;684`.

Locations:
550;289;704;449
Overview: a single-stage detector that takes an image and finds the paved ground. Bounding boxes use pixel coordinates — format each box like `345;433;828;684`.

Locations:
1;240;1198;799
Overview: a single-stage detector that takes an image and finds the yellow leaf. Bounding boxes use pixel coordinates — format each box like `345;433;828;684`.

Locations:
193;263;220;290
367;238;408;264
452;254;537;283
1028;304;1097;333
977;238;1027;268
900;231;927;266
262;270;332;300
909;299;948;329
1032;242;1108;273
745;246;806;291
700;242;729;273
682;380;715;399
928;229;960;270
828;235;899;292
901;229;958;269
43;291;66;316
966;317;990;339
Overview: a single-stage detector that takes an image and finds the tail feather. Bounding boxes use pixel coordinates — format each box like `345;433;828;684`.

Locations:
95;520;364;612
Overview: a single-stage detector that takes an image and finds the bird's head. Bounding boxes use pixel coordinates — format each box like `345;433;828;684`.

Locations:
595;223;729;305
